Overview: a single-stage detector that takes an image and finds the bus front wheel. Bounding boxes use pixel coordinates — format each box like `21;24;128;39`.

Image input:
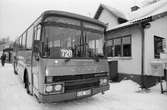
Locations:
24;72;30;94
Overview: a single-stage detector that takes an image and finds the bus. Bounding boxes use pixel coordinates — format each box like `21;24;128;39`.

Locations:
13;10;109;103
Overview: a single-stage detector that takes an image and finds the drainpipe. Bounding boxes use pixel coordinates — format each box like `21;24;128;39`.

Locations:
139;22;145;89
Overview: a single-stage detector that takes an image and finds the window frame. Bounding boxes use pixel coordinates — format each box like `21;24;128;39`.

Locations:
154;35;164;59
122;36;131;57
106;35;132;57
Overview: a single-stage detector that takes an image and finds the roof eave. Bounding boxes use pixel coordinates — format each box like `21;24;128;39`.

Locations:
94;5;104;19
107;23;137;33
152;11;167;21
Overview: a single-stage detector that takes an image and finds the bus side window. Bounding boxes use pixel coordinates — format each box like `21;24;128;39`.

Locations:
35;25;41;40
27;27;33;49
22;33;27;49
33;25;42;55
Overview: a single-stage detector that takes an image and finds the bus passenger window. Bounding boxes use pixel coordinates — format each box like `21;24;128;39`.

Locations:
36;25;41;40
27;27;33;49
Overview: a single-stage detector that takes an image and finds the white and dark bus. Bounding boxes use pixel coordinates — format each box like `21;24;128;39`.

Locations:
13;10;109;103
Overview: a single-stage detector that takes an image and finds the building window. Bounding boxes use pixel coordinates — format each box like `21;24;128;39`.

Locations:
106;35;131;57
123;36;131;56
114;38;121;56
106;40;113;57
117;18;127;24
154;36;164;59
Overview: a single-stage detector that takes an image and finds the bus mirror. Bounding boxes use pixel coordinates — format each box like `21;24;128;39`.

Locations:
33;40;40;53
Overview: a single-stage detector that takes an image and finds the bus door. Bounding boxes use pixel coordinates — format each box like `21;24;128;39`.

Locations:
32;24;41;93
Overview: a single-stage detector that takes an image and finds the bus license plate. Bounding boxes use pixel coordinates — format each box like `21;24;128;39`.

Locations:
77;89;91;97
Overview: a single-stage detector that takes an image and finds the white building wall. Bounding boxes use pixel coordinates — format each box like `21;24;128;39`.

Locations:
98;9;119;29
107;25;142;75
144;15;167;76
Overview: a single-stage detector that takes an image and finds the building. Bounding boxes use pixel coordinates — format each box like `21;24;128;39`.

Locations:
94;4;128;29
95;0;167;88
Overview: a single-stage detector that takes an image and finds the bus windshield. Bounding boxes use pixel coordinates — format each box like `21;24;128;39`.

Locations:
42;25;104;59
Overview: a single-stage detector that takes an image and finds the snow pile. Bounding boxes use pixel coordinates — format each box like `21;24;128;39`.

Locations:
109;80;167;110
0;64;167;110
110;80;140;93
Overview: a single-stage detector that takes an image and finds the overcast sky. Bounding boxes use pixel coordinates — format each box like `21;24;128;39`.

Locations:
0;0;148;41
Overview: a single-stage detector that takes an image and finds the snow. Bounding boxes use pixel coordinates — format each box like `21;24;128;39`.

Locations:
106;0;167;31
0;64;167;110
106;21;132;31
100;4;128;20
128;0;167;21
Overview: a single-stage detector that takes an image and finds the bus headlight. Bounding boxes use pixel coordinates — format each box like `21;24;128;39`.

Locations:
100;78;108;86
54;83;64;92
54;85;62;91
45;85;53;92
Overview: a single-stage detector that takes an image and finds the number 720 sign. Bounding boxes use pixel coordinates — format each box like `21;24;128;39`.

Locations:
60;49;73;58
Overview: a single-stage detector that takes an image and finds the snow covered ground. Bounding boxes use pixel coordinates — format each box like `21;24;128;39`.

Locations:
0;64;167;110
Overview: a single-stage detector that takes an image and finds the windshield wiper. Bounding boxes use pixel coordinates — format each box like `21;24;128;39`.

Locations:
65;58;71;63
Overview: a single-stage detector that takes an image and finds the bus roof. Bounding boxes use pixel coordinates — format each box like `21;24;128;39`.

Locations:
41;10;106;27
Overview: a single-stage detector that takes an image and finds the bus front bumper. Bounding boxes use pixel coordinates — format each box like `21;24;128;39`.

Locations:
38;85;109;103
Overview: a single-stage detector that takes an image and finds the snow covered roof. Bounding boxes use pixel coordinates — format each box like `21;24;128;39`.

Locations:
106;21;132;31
94;4;128;20
107;0;167;31
129;0;167;21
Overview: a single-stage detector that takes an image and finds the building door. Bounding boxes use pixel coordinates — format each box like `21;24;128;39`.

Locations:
108;61;118;81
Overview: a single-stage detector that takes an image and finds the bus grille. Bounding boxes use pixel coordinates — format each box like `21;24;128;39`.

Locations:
49;72;107;82
46;72;108;92
64;78;99;92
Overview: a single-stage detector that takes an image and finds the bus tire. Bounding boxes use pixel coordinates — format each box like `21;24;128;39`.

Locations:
13;63;18;75
24;71;30;94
